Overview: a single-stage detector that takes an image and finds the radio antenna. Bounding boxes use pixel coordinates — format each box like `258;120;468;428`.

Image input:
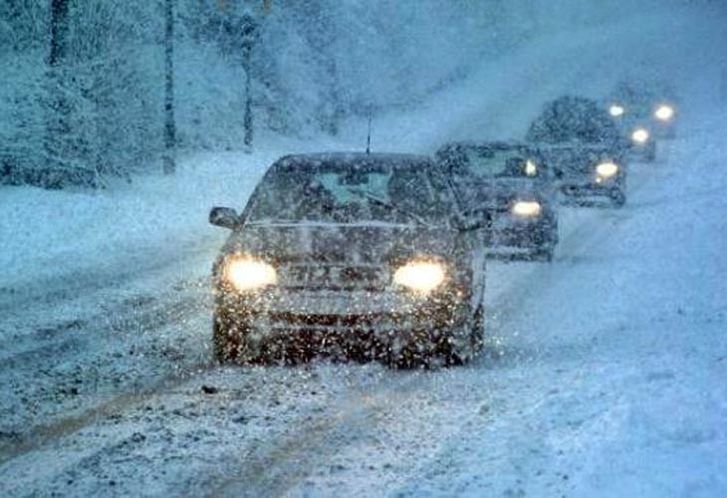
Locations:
366;114;372;154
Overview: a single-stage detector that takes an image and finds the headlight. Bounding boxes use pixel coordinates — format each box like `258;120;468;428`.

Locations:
654;104;674;121
524;159;538;177
631;127;650;144
609;104;625;117
224;256;277;291
511;201;542;217
393;261;445;293
595;162;619;179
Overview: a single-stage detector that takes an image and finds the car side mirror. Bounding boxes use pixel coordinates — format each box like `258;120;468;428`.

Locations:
209;207;239;229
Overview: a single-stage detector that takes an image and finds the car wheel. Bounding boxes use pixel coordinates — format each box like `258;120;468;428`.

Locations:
532;246;554;262
646;142;657;162
469;304;485;354
212;310;243;363
440;301;485;366
610;189;626;207
212;309;270;364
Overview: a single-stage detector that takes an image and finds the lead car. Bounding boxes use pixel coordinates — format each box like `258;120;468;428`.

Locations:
209;152;489;367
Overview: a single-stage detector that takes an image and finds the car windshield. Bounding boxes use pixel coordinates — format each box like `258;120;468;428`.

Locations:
246;157;452;224
614;100;653;119
439;146;542;180
461;148;539;179
526;96;622;144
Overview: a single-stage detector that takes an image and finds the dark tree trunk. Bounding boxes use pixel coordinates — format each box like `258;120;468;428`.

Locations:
241;15;258;152
49;0;70;66
243;44;253;150
163;0;176;175
47;0;70;163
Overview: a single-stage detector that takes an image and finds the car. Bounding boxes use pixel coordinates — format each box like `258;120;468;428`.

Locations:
435;141;559;262
209;152;490;367
606;80;679;160
526;95;629;207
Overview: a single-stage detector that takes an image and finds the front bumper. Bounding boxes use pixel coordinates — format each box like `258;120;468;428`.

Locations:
215;288;472;362
487;215;556;252
559;175;624;202
651;121;676;140
216;288;466;335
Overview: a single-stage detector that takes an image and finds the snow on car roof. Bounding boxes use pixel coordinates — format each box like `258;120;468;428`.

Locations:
274;152;435;172
436;141;534;154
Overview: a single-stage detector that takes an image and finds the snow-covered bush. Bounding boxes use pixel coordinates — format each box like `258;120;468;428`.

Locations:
1;1;162;188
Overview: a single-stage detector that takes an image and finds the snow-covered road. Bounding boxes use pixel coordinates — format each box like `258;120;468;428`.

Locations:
1;107;725;497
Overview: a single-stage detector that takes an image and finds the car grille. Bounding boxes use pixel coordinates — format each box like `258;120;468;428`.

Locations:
279;264;390;291
268;312;390;328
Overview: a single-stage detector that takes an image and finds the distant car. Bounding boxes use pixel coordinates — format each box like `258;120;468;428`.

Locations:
436;141;559;262
526;95;629;207
606;81;679;160
209;153;489;367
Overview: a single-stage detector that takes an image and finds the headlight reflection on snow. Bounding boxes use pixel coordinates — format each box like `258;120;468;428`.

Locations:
224;256;277;291
393;261;445;293
511;201;542;217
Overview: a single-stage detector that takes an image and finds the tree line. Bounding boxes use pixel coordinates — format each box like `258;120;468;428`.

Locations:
0;0;539;189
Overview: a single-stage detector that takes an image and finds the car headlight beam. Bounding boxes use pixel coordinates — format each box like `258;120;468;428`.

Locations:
631;127;650;144
393;261;445;293
654;104;674;121
224;256;277;291
609;104;625;117
511;201;542;217
595;161;619;180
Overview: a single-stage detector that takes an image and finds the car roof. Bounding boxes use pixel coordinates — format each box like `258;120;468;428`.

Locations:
275;152;434;168
436;141;533;154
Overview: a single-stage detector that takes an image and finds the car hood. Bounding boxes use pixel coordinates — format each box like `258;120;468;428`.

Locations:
534;144;627;179
458;179;549;211
220;222;457;264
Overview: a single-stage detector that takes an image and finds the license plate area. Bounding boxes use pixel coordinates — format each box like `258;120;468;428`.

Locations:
281;265;389;291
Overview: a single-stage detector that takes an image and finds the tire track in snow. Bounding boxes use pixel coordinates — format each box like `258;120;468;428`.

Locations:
0;239;216;316
0;363;214;467
0;286;213;464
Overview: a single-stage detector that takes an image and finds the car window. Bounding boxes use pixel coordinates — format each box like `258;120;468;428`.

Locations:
463;148;540;179
441;147;542;180
246;161;452;224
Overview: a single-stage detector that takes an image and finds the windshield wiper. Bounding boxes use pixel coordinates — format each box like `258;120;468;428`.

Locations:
345;187;429;226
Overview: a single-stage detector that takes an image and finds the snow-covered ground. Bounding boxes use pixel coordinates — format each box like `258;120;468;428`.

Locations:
2;4;726;497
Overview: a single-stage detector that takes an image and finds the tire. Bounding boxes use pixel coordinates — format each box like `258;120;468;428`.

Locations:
212;310;242;363
610;189;626;207
646;142;657;162
439;302;485;366
532;246;554;262
469;304;485;354
212;308;268;364
532;221;557;262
